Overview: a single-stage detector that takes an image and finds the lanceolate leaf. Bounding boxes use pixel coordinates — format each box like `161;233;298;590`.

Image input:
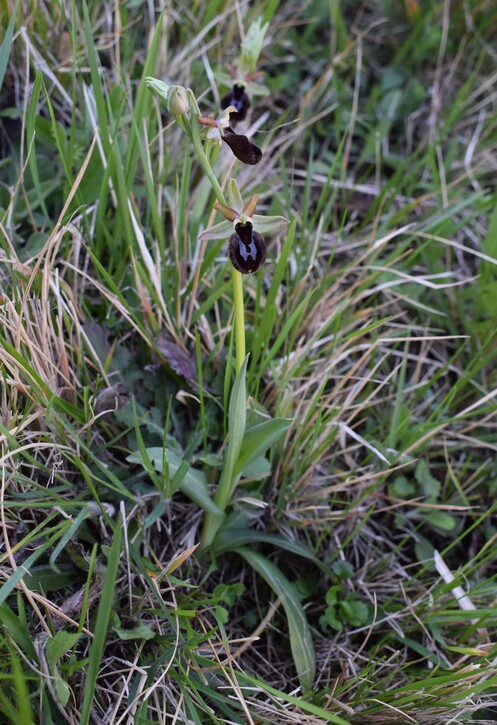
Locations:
127;448;222;515
235;547;315;691
234;418;292;477
214;526;330;576
201;357;250;548
214;356;249;510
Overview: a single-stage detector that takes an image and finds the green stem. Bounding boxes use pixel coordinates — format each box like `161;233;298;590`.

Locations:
232;268;245;373
201;355;248;548
190;115;226;206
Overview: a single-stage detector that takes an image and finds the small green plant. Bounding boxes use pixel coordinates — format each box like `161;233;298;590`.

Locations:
320;585;370;632
320;561;370;633
389;459;458;534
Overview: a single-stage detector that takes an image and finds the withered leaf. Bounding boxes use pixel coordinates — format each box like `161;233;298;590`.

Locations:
154;335;199;387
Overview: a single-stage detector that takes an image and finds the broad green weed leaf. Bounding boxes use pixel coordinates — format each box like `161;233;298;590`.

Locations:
427;511;456;531
113;620;155;641
53;678;71;708
46;631;79;670
45;632;76;709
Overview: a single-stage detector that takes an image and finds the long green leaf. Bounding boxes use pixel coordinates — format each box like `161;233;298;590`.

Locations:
214;527;330;575
215;355;249;509
124;10;165;188
25;73;49;219
0;604;36;660
235;547;315;691
0;539;53;607
49;507;90;573
9;644;34;725
201;356;249;547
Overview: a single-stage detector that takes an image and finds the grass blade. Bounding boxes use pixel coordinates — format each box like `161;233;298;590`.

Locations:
80;516;122;725
0;0;17;91
237;670;350;723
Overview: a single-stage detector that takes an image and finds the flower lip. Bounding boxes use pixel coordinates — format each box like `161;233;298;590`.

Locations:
197;108;262;164
235;220;255;245
229;220;267;274
222;127;262;165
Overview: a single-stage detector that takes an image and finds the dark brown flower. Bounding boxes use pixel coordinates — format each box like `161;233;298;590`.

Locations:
222;127;262;165
220;84;251;124
228;220;267;274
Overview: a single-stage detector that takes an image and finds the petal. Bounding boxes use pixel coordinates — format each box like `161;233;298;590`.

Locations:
217;106;237;131
214;202;238;222
227;179;244;211
251;214;289;234
206;127;221;140
242;194;259;217
198;220;233;241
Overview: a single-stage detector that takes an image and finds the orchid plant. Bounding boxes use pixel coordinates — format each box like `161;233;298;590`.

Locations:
143;19;317;691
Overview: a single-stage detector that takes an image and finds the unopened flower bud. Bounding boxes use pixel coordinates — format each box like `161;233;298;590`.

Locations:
238;18;269;75
144;77;171;106
167;85;189;117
